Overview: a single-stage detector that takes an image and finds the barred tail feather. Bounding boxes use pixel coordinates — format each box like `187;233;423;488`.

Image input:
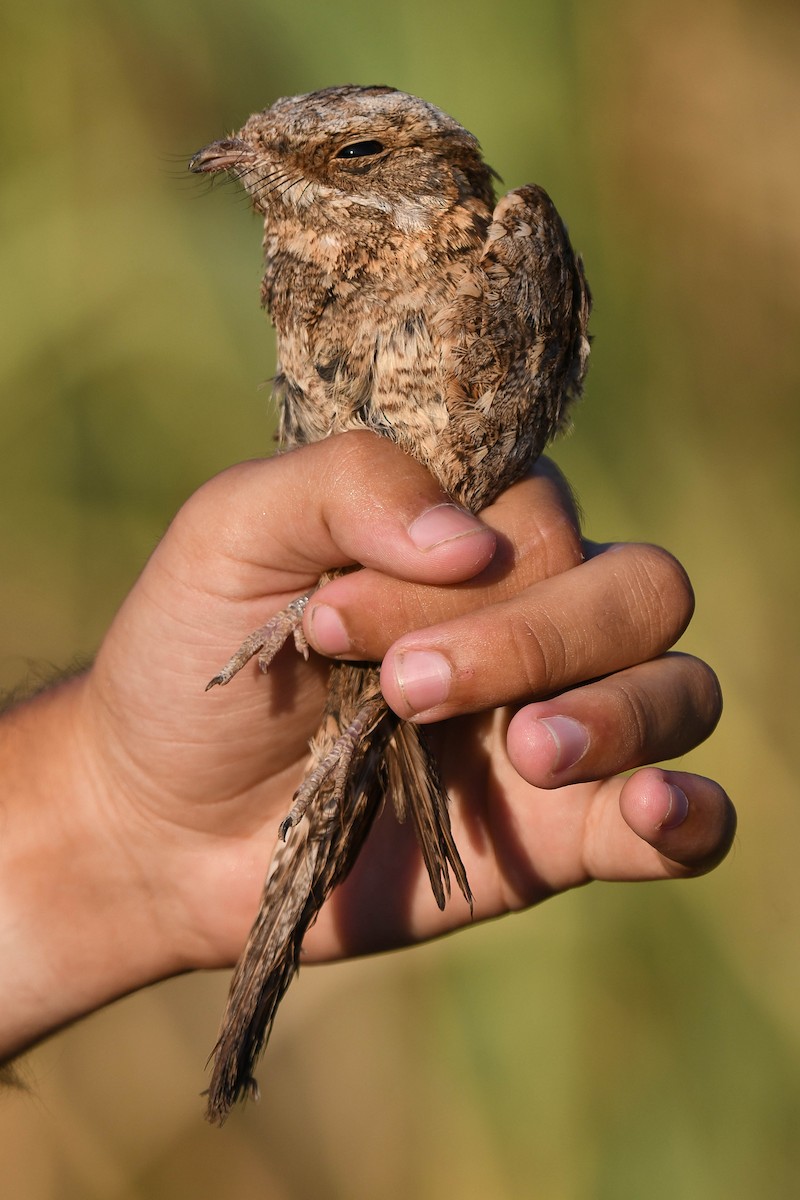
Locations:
205;767;383;1123
385;719;472;911
206;663;471;1123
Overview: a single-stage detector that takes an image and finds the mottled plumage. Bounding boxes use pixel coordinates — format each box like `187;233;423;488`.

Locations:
190;84;590;1124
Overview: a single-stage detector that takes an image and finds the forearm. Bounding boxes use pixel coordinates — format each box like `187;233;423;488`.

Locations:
0;676;176;1059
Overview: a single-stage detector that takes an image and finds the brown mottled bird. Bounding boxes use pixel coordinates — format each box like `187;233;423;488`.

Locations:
190;84;590;1123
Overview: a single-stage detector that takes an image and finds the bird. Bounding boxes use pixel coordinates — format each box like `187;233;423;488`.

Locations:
189;83;591;1124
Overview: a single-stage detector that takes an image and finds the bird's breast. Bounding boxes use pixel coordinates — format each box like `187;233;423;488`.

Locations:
263;206;486;478
275;303;450;472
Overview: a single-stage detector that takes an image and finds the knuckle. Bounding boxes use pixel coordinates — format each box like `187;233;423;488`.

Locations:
528;479;584;575
496;468;584;583
620;543;695;649
318;431;376;492
508;604;568;694
614;677;654;755
541;510;584;574
321;431;447;525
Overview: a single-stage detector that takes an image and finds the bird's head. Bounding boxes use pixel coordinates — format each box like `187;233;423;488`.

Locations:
189;85;495;232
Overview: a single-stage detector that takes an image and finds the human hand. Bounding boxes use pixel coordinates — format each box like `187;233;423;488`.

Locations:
0;431;733;1054
297;450;732;955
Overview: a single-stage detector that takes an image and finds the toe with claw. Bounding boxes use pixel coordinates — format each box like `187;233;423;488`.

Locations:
206;594;312;690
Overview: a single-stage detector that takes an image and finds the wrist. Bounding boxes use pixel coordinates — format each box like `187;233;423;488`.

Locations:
0;675;183;1058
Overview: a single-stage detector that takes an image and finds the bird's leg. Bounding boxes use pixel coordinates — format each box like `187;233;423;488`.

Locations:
206;594;312;690
279;694;387;839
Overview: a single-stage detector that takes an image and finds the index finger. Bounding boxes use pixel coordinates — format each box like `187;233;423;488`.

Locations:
304;466;584;658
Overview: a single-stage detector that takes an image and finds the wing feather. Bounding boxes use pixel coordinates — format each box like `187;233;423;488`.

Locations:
434;184;591;510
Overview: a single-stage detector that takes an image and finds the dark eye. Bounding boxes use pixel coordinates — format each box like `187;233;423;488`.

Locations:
335;139;385;159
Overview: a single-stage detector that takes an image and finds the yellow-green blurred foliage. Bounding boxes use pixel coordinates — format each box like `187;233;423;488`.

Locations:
2;0;799;1195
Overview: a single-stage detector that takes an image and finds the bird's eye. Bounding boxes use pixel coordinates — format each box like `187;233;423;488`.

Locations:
335;140;385;159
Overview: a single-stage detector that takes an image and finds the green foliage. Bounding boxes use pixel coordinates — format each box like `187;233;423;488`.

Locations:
2;0;799;1195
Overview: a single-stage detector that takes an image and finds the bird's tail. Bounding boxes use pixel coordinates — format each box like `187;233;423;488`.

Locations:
205;662;470;1123
384;715;472;911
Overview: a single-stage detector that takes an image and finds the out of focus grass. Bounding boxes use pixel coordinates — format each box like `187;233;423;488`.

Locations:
2;0;799;1196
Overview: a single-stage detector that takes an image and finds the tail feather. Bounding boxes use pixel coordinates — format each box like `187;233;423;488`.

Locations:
386;719;472;911
205;662;470;1123
205;821;317;1123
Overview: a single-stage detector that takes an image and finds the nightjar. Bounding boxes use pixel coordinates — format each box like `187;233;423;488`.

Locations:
190;84;590;1123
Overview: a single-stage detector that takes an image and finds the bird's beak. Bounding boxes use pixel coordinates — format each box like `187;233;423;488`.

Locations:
189;138;254;174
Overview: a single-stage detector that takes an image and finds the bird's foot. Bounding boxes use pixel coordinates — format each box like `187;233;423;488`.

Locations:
206;595;311;690
279;695;386;839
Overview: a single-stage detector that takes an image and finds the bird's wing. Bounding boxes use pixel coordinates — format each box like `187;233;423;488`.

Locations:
433;184;591;510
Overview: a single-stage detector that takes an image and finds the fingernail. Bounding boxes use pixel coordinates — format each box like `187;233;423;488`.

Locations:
657;784;690;831
307;604;351;655
394;649;452;714
407;504;484;551
538;716;590;771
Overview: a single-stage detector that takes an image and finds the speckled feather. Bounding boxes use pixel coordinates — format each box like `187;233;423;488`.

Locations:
190;84;590;1123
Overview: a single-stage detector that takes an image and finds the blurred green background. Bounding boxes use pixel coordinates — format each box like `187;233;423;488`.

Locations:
2;0;799;1195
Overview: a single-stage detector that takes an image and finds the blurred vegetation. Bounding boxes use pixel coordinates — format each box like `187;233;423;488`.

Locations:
2;0;799;1195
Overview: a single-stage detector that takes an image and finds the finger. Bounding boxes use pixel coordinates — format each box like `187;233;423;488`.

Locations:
585;768;737;880
177;431;497;597
377;542;693;721
506;653;722;788
302;765;736;957
304;467;584;657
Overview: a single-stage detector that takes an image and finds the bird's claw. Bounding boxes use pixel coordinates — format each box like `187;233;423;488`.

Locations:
279;695;386;838
206;594;312;689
